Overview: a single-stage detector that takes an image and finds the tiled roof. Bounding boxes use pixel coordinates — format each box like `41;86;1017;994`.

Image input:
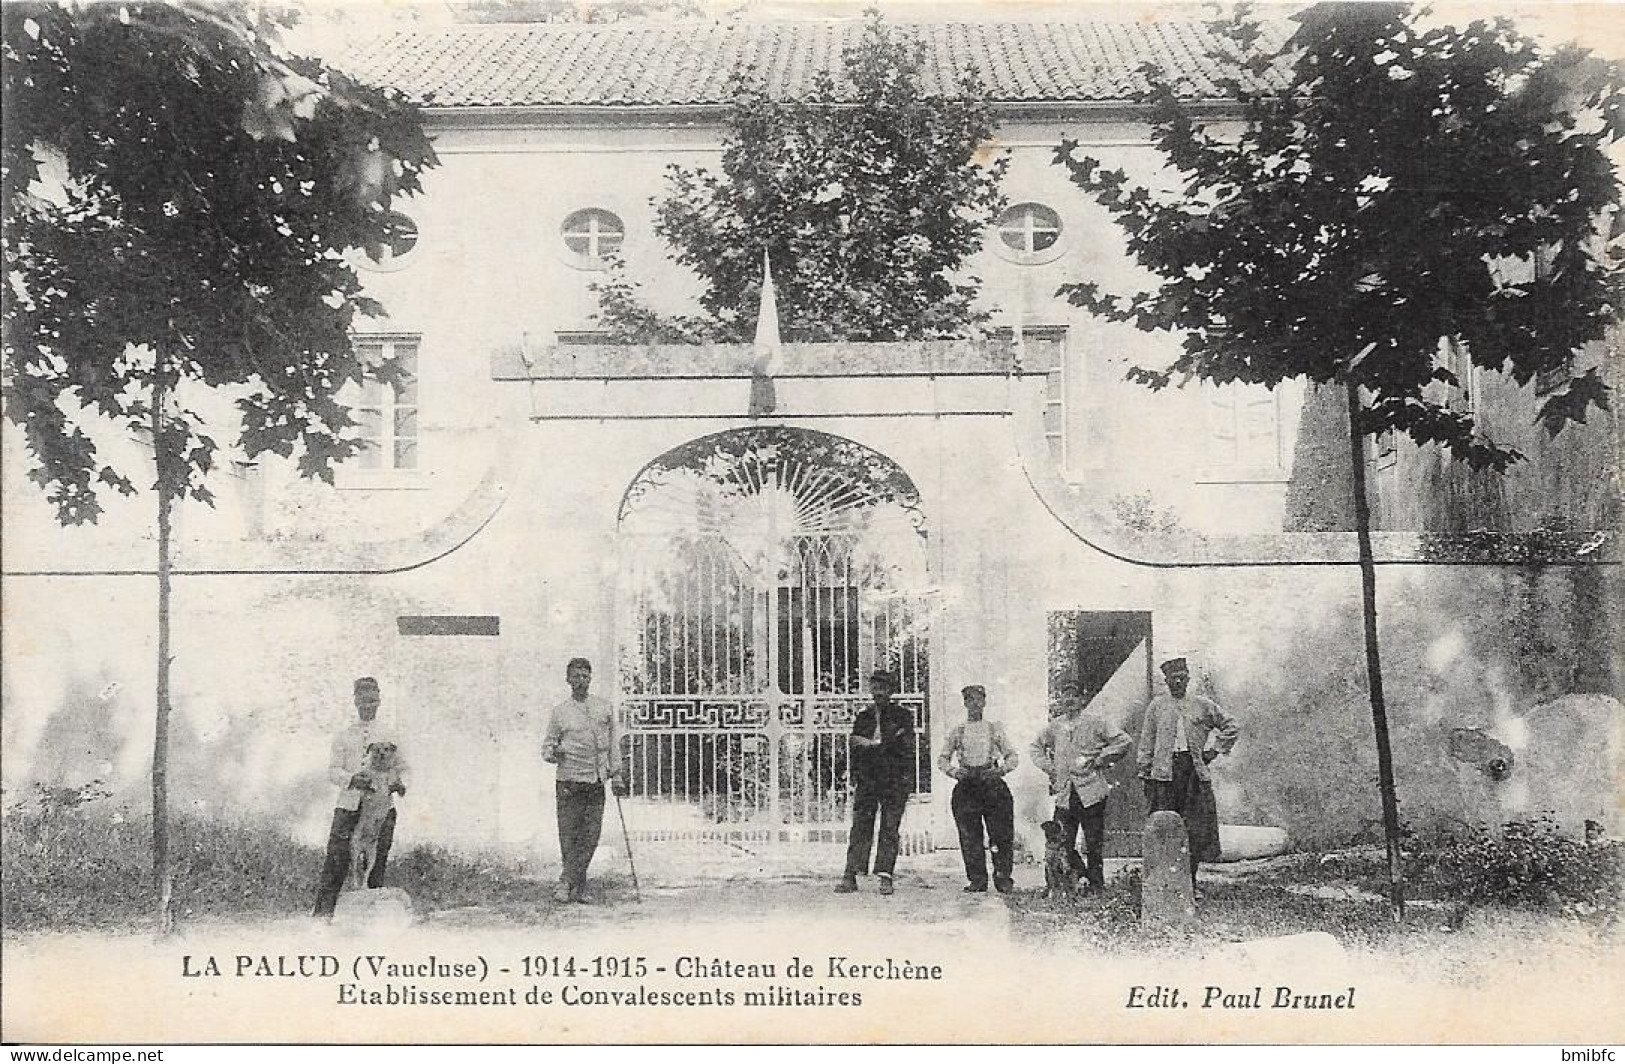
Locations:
337;19;1282;108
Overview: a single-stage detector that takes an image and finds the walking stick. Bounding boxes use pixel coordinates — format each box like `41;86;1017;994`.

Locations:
613;788;642;904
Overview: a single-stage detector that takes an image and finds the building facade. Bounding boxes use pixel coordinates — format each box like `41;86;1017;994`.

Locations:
3;18;1619;866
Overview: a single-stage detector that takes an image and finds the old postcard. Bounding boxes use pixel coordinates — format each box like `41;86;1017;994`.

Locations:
2;0;1621;1046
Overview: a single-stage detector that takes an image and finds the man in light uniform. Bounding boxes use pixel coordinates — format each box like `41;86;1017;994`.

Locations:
1032;680;1132;892
543;657;625;903
937;684;1020;893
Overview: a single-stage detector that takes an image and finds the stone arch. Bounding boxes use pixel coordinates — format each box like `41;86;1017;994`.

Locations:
612;425;935;847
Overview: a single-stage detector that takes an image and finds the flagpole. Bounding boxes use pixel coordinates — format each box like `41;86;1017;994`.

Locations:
750;249;781;418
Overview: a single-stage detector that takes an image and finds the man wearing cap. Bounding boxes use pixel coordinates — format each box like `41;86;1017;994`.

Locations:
313;676;408;918
1032;680;1132;892
937;684;1020;893
1137;656;1240;887
543;657;626;904
836;669;916;896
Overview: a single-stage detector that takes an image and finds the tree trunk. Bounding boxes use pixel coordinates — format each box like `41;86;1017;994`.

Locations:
1345;381;1405;922
152;366;174;933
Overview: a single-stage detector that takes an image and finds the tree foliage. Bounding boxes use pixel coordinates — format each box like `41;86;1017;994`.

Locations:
595;13;1007;343
1054;1;1623;471
2;0;437;524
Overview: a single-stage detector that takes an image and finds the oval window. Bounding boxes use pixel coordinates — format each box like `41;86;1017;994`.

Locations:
562;208;625;267
994;202;1063;262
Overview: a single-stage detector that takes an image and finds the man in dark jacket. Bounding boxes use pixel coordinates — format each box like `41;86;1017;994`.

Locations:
835;669;916;896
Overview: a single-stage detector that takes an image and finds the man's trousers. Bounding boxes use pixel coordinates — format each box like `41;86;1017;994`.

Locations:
844;789;908;877
313;806;396;917
556;779;608;897
1054;788;1107;890
1144;751;1221;884
950;774;1014;888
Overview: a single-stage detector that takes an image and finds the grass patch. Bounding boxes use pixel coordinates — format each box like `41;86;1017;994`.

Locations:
1006;846;1622;958
1245;826;1624;924
390;845;558;918
2;804;558;933
3;806;316;932
1407;819;1622;922
1007;867;1441;955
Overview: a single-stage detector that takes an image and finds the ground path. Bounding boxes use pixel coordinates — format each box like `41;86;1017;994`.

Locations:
4;848;1620;1043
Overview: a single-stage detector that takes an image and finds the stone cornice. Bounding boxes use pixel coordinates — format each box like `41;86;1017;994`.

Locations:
1;471;508;578
492;340;1028;380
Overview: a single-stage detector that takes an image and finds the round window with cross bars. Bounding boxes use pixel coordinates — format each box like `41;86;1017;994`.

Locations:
561;207;625;269
994;201;1065;265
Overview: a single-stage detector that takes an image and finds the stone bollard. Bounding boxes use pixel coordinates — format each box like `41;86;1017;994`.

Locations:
332;887;414;933
1142;811;1197;929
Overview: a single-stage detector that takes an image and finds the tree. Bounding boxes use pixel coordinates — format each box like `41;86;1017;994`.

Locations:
595;12;1007;343
2;0;436;928
1053;2;1622;917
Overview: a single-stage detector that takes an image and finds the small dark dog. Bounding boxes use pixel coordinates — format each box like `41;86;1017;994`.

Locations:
1040;820;1077;899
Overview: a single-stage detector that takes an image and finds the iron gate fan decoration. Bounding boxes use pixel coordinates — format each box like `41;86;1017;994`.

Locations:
614;427;934;846
618;426;927;577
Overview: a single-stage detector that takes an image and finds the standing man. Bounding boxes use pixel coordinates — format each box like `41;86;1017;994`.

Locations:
1137;656;1240;888
543;657;625;904
835;668;915;896
313;676;408;918
1031;680;1132;892
937;684;1020;893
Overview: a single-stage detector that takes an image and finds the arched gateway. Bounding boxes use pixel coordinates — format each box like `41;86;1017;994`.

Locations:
615;426;933;849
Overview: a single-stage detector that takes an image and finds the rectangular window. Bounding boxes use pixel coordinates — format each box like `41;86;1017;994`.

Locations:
1536;356;1573;397
1443;337;1483;415
353;335;419;472
997;326;1068;469
1374;429;1398;471
1202;382;1287;480
1527;245;1572;396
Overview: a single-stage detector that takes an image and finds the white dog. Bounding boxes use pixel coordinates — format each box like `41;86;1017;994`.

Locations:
333;740;413;931
347;741;402;891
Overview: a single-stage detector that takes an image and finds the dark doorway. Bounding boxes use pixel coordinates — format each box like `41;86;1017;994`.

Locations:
1047;610;1153;856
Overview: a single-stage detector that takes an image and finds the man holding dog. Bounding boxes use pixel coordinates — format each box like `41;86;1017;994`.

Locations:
1031;680;1131;892
937;684;1019;893
313;676;408;919
543;657;625;904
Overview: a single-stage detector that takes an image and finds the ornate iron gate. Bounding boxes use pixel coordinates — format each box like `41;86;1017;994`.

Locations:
615;428;931;848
